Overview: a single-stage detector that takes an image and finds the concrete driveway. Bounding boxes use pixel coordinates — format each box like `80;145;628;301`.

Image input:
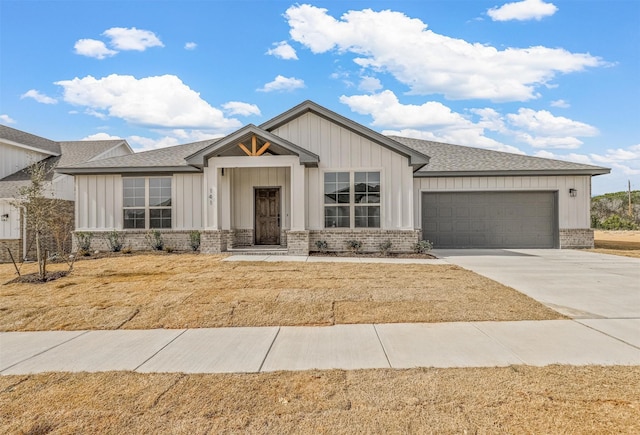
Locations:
433;249;640;319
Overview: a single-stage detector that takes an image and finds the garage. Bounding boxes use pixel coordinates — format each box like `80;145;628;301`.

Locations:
421;191;558;248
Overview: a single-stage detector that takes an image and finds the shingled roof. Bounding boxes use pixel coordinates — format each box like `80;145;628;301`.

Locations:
56;139;218;174
0;133;131;198
390;136;610;176
0;124;60;155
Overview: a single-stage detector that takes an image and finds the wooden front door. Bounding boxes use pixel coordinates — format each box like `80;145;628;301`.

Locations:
255;188;280;245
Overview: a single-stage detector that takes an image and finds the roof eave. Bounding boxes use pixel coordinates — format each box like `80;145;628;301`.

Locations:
1;138;60;156
56;166;203;175
414;168;611;177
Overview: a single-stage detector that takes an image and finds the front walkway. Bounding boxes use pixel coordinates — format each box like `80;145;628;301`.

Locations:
2;319;639;375
223;254;449;265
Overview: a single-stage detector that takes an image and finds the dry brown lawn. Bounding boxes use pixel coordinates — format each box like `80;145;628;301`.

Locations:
592;230;640;258
0;254;562;331
1;366;638;434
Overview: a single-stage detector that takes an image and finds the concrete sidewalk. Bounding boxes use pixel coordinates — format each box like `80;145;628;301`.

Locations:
2;319;639;375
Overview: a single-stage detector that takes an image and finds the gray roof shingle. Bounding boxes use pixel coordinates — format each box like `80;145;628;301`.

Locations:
389;136;610;176
0;138;129;198
58;140;128;167
56;139;218;174
0;124;60;155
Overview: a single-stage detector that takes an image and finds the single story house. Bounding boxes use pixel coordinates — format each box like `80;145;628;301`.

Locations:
0;125;132;261
55;100;609;254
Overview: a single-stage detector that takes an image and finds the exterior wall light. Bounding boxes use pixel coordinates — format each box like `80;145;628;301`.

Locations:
569;188;577;197
1;213;8;222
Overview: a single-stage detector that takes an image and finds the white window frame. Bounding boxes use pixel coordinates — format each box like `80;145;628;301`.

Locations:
122;176;173;229
323;170;382;229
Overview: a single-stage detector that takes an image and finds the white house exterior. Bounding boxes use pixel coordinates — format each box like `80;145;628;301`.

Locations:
0;125;132;261
55;101;609;254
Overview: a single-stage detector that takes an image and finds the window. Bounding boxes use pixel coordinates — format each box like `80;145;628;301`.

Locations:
324;171;380;228
123;177;172;229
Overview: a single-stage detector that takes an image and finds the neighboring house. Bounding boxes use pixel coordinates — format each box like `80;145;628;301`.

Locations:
55;100;609;255
0;125;132;262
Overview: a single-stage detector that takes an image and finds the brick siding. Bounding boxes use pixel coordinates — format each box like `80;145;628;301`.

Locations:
560;228;595;249
309;229;421;253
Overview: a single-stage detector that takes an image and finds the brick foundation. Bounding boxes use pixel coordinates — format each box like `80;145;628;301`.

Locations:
200;230;229;254
286;230;310;255
0;239;22;263
229;229;253;248
560;228;595;249
309;229;421;253
72;230;205;253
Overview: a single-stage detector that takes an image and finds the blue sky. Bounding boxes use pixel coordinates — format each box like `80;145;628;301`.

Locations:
1;0;638;195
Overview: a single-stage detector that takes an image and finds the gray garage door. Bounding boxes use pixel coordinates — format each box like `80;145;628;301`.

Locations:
421;191;557;248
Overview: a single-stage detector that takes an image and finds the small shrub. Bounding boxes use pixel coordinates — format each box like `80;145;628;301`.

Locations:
106;229;125;252
413;240;433;254
599;214;638;230
189;230;201;251
145;230;164;251
75;232;93;255
315;240;329;253
345;239;362;253
378;239;393;256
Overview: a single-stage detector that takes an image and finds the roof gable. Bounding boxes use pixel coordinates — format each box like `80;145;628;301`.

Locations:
57;140;132;168
0;124;60;155
185;124;319;168
260;100;429;171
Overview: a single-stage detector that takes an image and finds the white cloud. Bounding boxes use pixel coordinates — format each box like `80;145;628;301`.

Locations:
81;132;122;141
339;90;600;154
340;90;521;153
222;101;261;116
128;129;223;151
74;38;118;59
358;76;382;93
535;144;640;176
55;74;242;132
102;27;164;51
284;5;603;102
266;41;298;60
488;0;558;22
20;89;57;104
0;114;16;124
184;42;197;50
84;108;108;120
341;90;469;129
506;108;598;148
128;135;181;151
550;99;570;108
257;75;305;92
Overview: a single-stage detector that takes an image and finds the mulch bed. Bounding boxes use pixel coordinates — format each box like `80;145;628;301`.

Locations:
7;270;69;284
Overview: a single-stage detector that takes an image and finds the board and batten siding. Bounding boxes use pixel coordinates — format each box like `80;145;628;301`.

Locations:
75;175;122;230
76;174;203;230
414;175;592;229
174;173;203;230
229;167;290;229
0;142;49;180
270;112;414;230
0;200;21;239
